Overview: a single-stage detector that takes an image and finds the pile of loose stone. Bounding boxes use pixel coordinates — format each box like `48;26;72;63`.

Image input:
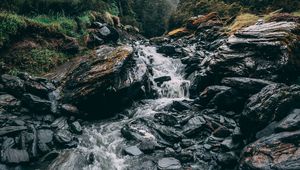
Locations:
0;73;83;168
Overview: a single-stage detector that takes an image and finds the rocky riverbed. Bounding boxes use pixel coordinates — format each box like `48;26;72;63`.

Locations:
1;13;300;170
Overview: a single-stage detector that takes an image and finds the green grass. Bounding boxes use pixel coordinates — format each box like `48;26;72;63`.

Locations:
10;48;68;75
0;13;27;47
31;15;78;37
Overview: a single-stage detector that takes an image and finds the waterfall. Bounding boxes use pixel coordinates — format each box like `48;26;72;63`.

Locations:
48;44;190;170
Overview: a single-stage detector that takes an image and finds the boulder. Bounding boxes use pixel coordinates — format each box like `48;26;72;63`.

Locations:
0;74;25;96
124;146;143;156
241;84;300;135
60;104;79;116
1;149;30;164
191;22;300;94
22;74;55;98
0;126;27;136
275;109;300;132
154;76;172;86
0;94;20;109
54;130;73;145
197;85;244;112
221;77;273;95
47;151;89;170
240;130;300;170
22;94;52;113
49;45;150;118
183;116;206;136
70;121;82;134
158;157;182;170
154;113;178;126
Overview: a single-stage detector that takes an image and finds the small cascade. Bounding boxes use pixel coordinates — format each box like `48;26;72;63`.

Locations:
52;44;190;170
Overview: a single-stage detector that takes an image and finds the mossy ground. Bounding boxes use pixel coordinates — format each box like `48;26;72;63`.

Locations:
0;11;98;75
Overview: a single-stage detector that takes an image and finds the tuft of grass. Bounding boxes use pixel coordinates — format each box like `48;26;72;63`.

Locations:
31;15;78;37
227;13;259;34
29;49;68;73
10;48;68;75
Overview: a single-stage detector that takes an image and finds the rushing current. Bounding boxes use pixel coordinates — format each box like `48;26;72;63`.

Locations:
50;44;190;170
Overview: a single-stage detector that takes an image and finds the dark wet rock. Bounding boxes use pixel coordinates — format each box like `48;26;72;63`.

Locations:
12;120;25;126
1;149;30;164
97;25;119;42
61;104;79;116
47;151;89;170
217;152;238;169
180;139;194;148
135;160;157;170
154;76;171;86
121;119;157;143
153;124;184;143
124;146;143;156
255;122;278;139
183;116;206;137
190;22;300;95
171;101;191;111
275;109;300;132
51;117;69;130
221;77;273;95
0;94;20;109
221;138;240;151
212;126;231;138
0;126;27;136
37;129;54;144
0;74;25;96
177;150;194;163
158;157;182;170
54;130;73;146
240;130;300;170
197;85;243;112
51;45;150;118
0;164;8;170
70;121;82;134
23;76;54;98
157;45;178;56
30;125;38;158
154;113;178;126
2;138;15;150
241;84;300;135
138;140;158;153
22;93;52;113
87;33;105;48
43;114;55;123
40;150;59;163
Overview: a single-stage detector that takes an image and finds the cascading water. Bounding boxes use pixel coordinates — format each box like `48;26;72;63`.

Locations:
50;44;190;170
